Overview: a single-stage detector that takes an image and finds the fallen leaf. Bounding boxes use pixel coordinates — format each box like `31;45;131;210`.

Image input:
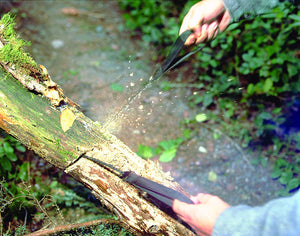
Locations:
208;170;218;182
110;83;123;92
198;146;207;153
61;7;81;16
195;113;207;123
60;108;76;132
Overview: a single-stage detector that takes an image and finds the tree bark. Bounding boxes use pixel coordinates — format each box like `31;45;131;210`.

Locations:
0;65;195;235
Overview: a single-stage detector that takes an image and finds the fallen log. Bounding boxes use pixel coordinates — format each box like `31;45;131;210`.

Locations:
0;13;194;235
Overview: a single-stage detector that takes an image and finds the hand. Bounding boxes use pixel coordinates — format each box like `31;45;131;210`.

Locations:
173;193;230;236
179;0;231;45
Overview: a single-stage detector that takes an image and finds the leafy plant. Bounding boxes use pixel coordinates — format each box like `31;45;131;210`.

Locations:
156;138;183;162
0;135;26;177
121;0;300;193
118;0;186;49
271;157;300;196
90;223;132;236
137;144;154;159
137;129;192;162
0;135;127;235
187;2;299;151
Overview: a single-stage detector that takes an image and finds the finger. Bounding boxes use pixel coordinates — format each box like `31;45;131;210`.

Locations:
212;26;219;39
172;199;194;220
219;10;231;32
179;14;195;45
173;198;211;236
207;21;219;40
185;34;196;45
172;199;188;214
193;193;215;203
195;24;208;44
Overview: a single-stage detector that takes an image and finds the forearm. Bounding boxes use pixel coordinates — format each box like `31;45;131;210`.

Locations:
222;0;281;22
213;190;300;236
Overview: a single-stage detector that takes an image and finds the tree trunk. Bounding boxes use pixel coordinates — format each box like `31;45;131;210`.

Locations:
0;40;195;236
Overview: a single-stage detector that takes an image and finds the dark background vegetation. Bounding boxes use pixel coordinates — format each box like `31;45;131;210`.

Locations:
0;0;299;235
118;0;299;193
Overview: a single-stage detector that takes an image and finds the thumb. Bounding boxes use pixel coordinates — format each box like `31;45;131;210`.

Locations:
172;199;194;221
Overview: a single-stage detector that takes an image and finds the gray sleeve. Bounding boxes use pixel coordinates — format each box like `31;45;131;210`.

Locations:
222;0;281;22
213;190;300;236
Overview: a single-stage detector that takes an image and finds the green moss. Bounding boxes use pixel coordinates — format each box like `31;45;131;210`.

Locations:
54;138;76;162
0;13;38;69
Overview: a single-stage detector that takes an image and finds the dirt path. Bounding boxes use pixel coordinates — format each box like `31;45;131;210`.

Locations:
18;0;283;206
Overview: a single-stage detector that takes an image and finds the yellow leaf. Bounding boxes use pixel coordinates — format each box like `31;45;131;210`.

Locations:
60;108;76;132
195;113;207;123
208;170;218;182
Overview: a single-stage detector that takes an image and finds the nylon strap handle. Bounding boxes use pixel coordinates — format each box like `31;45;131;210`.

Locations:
151;30;206;82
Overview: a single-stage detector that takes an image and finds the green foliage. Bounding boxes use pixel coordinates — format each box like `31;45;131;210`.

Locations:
120;1;300;193
191;2;299;115
137;144;154;159
110;83;124;92
271;157;300;196
0;135;26;177
118;0;184;46
212;3;300;192
1;177;127;235
89;224;132;236
0;13;37;68
48;181;109;214
58;223;133;236
0;136;33;235
156;138;183;162
0;135;128;235
137;129;192;162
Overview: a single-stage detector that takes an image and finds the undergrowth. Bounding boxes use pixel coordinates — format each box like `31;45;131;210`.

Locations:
119;0;300;195
0;134;132;235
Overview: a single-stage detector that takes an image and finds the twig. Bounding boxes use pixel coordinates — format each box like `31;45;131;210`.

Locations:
61;7;105;19
0;211;3;236
25;218;136;236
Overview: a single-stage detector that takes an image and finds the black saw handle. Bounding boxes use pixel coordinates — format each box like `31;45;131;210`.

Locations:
122;171;194;207
83;155;194;207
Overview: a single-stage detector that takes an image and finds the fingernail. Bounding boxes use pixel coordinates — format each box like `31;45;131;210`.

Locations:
210;21;218;30
202;24;208;32
186;35;195;45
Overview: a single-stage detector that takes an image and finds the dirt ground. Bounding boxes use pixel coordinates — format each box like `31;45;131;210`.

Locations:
14;0;283;207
